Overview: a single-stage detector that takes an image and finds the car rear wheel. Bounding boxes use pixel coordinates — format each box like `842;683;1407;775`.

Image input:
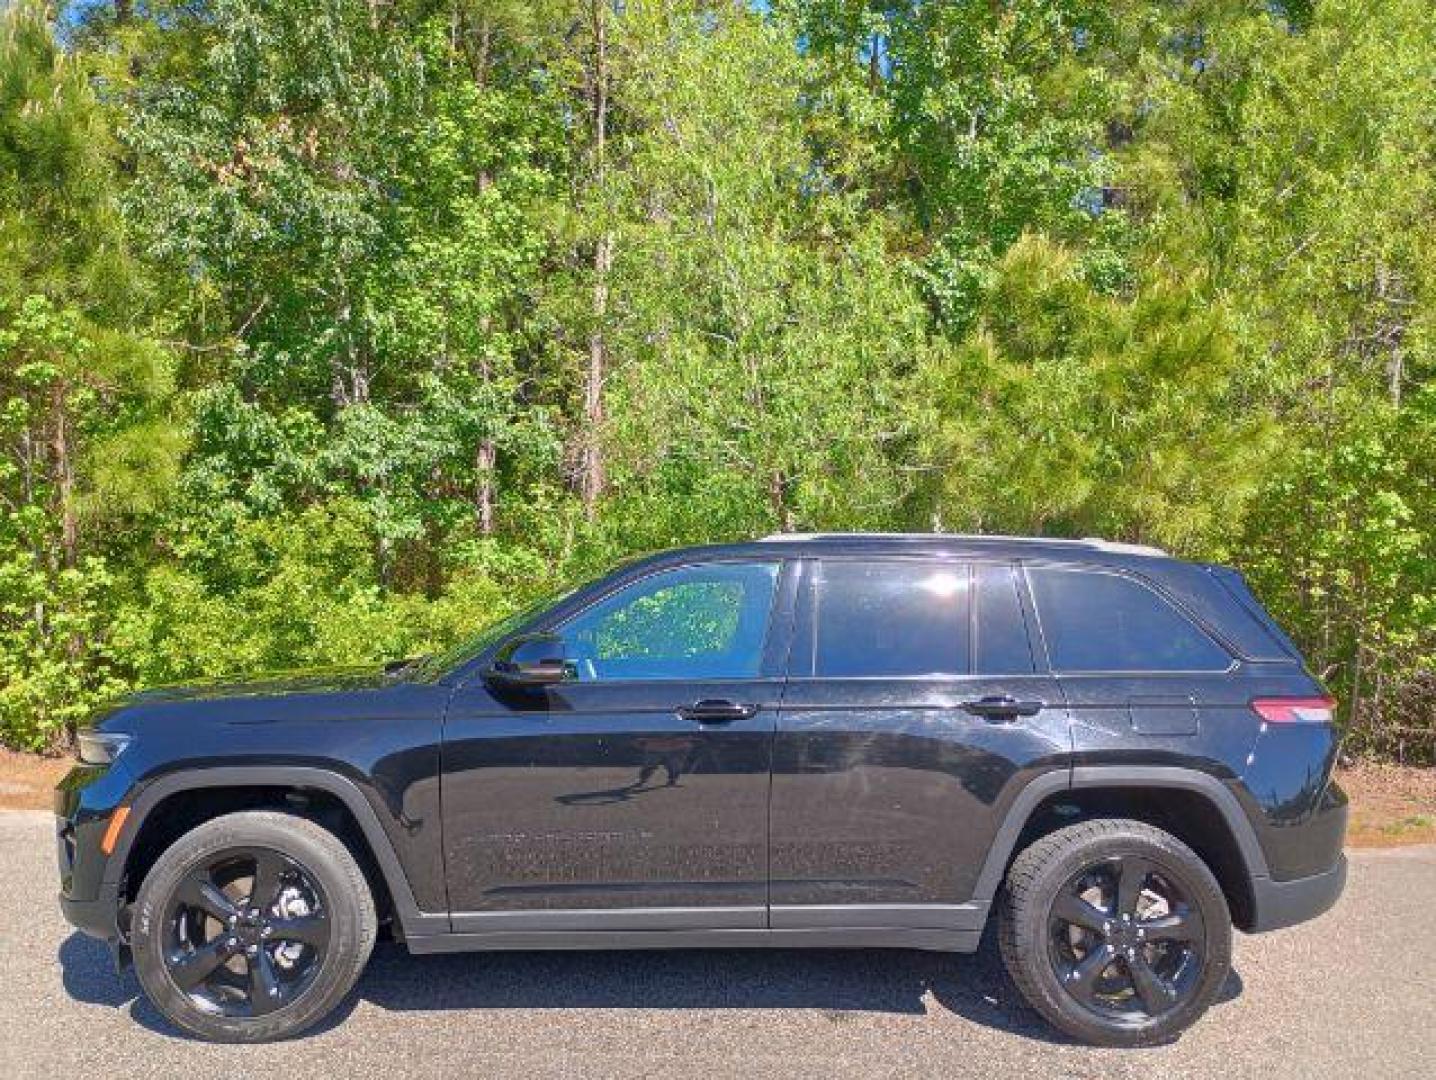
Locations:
132;811;376;1042
998;818;1232;1047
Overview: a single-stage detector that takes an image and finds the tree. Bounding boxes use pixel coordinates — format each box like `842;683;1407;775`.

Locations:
120;0;565;584
558;1;924;547
0;2;175;748
786;0;1126;333
2;0;1431;760
912;234;1272;549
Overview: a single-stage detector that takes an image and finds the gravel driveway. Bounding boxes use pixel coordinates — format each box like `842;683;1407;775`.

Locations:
4;809;1432;1078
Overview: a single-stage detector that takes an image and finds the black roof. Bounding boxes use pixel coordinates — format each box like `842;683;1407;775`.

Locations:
532;534;1300;664
760;532;1166;557
625;532;1175;571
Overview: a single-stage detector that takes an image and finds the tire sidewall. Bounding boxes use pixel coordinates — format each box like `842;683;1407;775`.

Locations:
132;812;374;1043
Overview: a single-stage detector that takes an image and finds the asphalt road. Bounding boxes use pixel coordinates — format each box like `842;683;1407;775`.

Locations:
4;811;1433;1079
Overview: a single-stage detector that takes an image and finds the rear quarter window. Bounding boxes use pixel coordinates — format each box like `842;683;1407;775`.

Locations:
1028;566;1232;673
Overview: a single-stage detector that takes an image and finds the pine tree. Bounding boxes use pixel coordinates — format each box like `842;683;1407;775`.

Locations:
0;1;175;748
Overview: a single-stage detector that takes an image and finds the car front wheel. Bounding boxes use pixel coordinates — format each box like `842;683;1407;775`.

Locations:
132;810;376;1042
998;818;1232;1047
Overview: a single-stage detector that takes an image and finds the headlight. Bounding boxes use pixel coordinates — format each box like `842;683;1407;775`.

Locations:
76;731;132;766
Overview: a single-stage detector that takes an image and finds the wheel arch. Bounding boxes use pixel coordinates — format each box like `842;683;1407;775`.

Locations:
107;766;445;941
975;767;1269;931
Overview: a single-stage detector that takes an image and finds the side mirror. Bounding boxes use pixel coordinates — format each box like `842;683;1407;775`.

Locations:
483;633;574;689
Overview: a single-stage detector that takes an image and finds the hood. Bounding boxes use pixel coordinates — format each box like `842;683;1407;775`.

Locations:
126;659;422;705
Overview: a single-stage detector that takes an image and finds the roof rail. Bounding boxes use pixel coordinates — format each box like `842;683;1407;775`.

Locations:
757;532;1168;557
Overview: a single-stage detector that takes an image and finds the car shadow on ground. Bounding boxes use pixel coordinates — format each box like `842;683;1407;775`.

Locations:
58;930;1243;1046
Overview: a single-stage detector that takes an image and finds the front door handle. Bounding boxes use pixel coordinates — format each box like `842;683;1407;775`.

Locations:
677;699;759;724
961;695;1045;721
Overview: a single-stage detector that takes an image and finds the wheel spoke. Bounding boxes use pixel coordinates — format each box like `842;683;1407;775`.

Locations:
168;937;233;991
1052;892;1109;935
269;914;328;949
1064;942;1115;1006
248;849;287;913
1115;856;1152;918
1140;909;1198;943
176;872;243;923
247;949;285;1015
1127;952;1179;1014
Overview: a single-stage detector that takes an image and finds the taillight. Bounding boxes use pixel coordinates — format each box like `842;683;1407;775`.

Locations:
1250;696;1336;724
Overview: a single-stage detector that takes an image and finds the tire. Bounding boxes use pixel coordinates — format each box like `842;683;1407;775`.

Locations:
132;811;377;1042
998;818;1232;1047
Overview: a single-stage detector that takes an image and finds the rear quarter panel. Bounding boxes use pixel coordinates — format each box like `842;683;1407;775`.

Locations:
1067;663;1344;881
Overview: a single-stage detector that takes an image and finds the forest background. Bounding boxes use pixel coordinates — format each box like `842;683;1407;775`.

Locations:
2;0;1432;762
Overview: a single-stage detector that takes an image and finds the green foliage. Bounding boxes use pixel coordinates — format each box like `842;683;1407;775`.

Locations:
0;0;1432;760
0;543;127;750
0;4;177;748
110;498;558;683
914;235;1274;550
1242;391;1436;759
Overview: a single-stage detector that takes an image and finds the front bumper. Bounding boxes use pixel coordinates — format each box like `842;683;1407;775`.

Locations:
59;887;132;971
59;888;122;941
1247;854;1347;932
55;760;134;950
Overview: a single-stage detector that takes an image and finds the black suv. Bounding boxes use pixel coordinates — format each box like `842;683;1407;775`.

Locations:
57;534;1347;1045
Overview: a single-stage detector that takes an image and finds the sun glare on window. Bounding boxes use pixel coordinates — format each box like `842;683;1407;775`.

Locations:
920;571;967;599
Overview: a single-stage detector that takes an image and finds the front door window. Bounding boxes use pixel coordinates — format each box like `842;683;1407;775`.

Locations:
557;562;779;681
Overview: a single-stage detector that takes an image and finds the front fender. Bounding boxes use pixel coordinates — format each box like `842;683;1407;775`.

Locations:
106;766;449;941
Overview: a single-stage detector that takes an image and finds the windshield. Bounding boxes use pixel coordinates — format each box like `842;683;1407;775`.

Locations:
413;580;586;679
412;553;661;679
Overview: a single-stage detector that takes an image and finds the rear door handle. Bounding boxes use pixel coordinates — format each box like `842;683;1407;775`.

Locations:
961;695;1045;721
677;699;759;724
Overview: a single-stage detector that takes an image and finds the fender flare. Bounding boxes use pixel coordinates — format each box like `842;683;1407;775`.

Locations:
104;765;448;939
969;765;1271;907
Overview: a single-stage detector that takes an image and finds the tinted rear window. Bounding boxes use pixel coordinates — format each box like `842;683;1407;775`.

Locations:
812;561;971;677
1029;567;1232;672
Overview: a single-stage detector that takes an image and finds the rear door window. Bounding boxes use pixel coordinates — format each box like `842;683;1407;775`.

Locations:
1028;566;1231;673
810;561;971;677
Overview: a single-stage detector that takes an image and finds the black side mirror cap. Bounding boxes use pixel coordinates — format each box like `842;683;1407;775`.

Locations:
483;633;574;689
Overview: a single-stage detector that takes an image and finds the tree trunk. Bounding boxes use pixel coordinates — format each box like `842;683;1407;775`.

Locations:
769;469;793;532
1377;262;1404;407
582;233;611;518
49;380;84;663
332;292;371;409
579;0;611;520
50;381;77;571
475;438;497;536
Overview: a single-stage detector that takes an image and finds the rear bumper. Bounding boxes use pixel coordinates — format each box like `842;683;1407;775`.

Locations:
1247;854;1347;932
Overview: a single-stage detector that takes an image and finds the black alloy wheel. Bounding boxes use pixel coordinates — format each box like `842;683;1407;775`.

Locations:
1047;853;1205;1023
998;818;1232;1047
162;847;332;1017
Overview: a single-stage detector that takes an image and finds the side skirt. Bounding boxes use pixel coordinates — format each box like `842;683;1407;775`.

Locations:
404;926;982;955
